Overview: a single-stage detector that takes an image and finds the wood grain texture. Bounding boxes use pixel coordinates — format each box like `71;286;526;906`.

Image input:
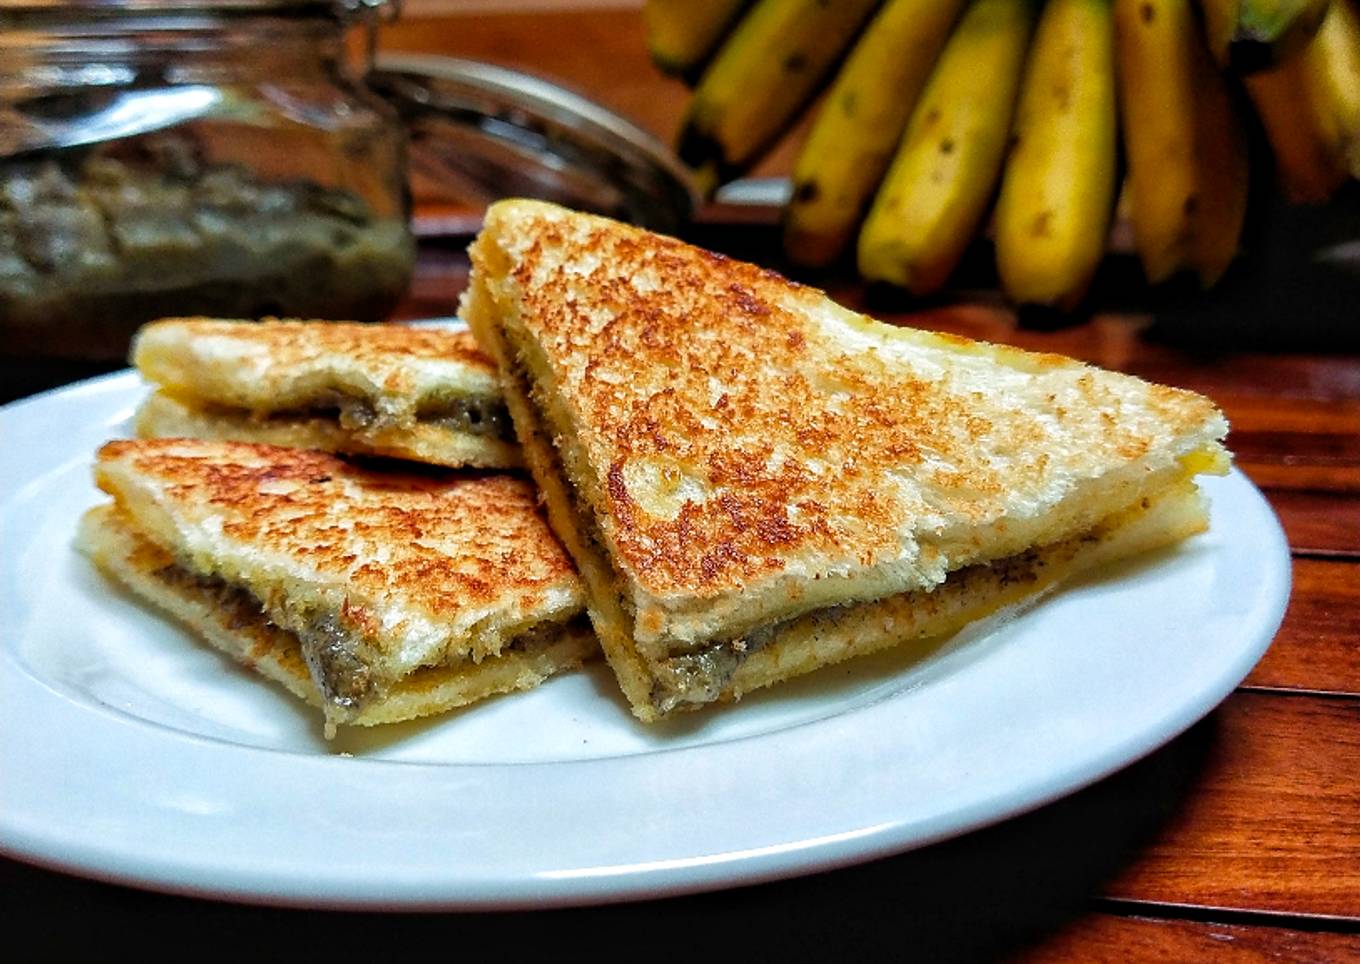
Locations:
1009;914;1360;963
1232;435;1360;472
1103;693;1360;919
1219;396;1360;481
1121;356;1360;406
1245;559;1360;694
1240;463;1360;495
1213;396;1360;436
1264;489;1360;556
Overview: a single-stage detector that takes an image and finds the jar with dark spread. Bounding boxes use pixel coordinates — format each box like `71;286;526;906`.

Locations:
0;0;414;360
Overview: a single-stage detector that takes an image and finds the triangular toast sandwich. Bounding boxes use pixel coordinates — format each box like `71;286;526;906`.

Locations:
80;438;593;735
461;199;1230;723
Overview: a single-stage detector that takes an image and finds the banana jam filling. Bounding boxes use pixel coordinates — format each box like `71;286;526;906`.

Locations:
150;557;570;721
278;388;516;437
186;391;515;440
414;398;515;440
645;547;1050;714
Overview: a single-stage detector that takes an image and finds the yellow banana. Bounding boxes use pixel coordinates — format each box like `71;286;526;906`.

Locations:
1246;64;1337;202
783;0;969;267
1246;0;1357;202
1115;0;1249;286
1199;0;1241;62
677;0;880;194
1198;0;1333;71
858;0;1037;295
1297;0;1360;177
994;0;1117;309
1187;12;1251;286
1116;0;1198;281
644;0;749;82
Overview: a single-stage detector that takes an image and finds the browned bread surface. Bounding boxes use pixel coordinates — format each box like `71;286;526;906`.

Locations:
465;199;1229;651
133;318;499;412
93;438;584;673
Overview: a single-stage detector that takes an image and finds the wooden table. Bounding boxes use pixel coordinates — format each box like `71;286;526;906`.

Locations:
5;5;1358;958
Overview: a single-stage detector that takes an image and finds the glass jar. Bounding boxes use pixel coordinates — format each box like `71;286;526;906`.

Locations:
0;0;414;360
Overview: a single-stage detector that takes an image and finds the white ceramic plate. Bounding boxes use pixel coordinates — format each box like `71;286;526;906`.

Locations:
0;372;1290;909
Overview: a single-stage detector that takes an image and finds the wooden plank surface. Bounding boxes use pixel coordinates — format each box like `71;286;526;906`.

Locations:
1245;560;1360;694
1240;463;1360;495
1102;693;1360;919
1263;489;1360;557
1009;914;1360;963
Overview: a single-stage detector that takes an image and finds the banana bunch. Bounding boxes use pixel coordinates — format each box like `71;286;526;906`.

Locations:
647;0;1360;311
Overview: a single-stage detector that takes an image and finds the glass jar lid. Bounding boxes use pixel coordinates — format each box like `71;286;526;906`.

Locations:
368;54;698;233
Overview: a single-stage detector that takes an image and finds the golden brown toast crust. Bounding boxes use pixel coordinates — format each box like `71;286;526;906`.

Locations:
135;317;497;395
94;439;582;667
467;200;1227;634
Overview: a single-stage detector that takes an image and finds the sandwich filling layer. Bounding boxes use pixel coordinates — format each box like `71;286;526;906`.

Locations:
135;390;522;469
218;388;516;441
647;479;1208;714
152;388;515;441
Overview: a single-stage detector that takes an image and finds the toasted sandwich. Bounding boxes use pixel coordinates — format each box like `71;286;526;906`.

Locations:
131;318;520;469
79;438;594;735
462;199;1231;722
